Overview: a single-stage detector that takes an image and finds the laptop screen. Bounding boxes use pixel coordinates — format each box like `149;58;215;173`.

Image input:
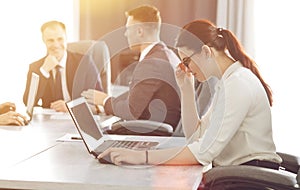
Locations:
20;72;39;124
26;72;39;119
67;97;103;152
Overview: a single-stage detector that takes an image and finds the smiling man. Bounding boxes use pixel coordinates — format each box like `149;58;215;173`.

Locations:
23;20;102;112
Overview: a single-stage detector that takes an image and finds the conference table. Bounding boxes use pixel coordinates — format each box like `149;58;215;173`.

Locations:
0;108;203;190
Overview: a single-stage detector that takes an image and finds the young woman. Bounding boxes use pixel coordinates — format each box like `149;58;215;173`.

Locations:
98;20;282;169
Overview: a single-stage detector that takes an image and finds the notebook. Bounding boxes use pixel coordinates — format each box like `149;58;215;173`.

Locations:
66;97;159;164
23;72;39;125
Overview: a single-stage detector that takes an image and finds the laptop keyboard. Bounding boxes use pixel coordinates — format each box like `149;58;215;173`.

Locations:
111;140;140;148
94;140;157;154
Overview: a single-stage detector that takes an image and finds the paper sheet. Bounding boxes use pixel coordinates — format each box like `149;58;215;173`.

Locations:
56;133;82;142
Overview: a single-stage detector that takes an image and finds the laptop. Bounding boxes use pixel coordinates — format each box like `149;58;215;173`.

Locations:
66;97;159;164
23;72;39;125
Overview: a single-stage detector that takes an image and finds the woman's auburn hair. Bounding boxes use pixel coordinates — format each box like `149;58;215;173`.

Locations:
176;19;273;106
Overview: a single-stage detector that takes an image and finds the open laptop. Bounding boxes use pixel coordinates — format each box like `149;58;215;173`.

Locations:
66;97;159;164
23;72;39;125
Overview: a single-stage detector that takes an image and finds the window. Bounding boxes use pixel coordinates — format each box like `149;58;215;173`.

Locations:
254;0;300;156
0;0;78;105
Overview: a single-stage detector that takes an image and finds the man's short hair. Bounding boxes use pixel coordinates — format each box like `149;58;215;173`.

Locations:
41;20;66;33
125;5;161;24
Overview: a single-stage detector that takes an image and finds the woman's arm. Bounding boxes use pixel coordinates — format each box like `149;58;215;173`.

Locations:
180;86;201;138
98;146;200;166
148;146;200;165
175;68;201;139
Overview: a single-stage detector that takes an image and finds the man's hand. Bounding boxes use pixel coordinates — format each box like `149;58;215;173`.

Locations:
0;111;26;126
50;100;68;112
0;102;16;114
81;89;108;106
41;55;59;73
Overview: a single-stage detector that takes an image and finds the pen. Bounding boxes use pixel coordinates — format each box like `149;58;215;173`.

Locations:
71;137;82;140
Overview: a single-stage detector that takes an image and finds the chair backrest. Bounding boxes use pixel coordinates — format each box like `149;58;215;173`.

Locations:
67;40;111;95
67;40;95;55
109;120;173;136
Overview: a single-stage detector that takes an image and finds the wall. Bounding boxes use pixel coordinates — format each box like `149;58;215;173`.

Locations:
79;0;217;82
0;0;77;105
79;0;217;40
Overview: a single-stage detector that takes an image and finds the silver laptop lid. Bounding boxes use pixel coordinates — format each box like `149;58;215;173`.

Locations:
66;97;103;153
26;72;39;121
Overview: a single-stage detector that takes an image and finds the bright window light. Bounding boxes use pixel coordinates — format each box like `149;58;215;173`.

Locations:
254;0;300;156
0;0;78;106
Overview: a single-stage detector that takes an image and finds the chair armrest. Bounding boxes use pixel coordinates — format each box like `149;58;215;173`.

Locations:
202;153;300;189
203;165;298;189
106;120;173;136
277;152;300;173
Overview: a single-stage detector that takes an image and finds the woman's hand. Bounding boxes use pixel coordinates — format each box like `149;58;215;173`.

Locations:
98;148;146;165
175;64;194;91
0;111;27;126
81;89;108;106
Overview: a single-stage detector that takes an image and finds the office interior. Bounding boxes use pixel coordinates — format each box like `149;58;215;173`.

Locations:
0;0;299;179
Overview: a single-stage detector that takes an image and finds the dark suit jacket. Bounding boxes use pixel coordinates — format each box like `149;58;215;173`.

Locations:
104;42;181;129
23;51;102;108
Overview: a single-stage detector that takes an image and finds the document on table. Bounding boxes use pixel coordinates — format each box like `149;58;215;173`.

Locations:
56;133;82;142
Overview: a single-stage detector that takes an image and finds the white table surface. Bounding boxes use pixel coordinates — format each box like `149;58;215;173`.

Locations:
0;110;203;190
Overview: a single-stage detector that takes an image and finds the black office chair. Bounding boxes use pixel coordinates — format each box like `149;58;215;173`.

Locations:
199;152;300;190
106;78;217;137
68;40;111;94
106;119;173;136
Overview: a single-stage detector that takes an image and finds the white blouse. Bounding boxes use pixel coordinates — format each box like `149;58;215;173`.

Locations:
188;61;282;167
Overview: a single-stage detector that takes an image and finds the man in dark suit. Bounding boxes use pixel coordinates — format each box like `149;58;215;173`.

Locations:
23;20;102;112
81;5;181;129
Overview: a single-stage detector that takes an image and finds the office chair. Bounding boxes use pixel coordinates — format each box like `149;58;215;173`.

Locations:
107;120;174;136
67;40;111;95
107;77;217;137
200;152;300;190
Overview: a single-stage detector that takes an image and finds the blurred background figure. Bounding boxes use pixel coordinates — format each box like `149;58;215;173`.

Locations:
82;5;181;130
